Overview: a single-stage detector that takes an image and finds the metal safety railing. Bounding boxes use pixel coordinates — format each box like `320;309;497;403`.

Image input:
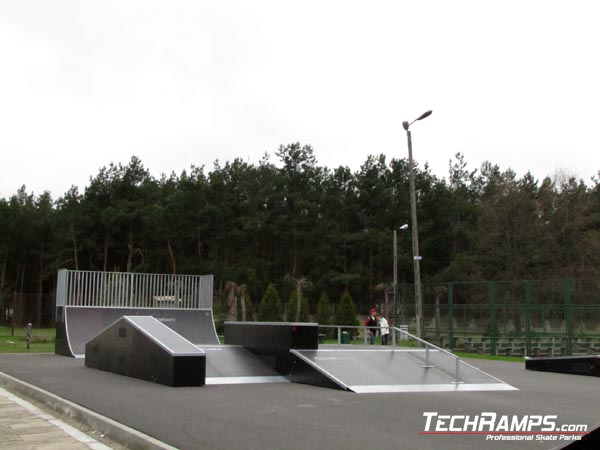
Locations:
56;269;213;310
318;324;462;382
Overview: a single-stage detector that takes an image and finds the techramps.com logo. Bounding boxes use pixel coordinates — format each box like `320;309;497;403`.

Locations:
421;412;588;442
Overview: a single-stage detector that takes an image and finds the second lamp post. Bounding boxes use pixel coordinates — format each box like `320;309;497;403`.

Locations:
402;110;432;338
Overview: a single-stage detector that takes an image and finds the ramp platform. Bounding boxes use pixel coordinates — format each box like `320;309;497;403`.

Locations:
291;346;518;393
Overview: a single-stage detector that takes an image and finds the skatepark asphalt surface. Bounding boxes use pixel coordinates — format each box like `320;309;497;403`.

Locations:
0;353;598;450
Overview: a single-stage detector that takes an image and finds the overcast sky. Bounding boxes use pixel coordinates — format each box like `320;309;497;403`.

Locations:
1;1;599;199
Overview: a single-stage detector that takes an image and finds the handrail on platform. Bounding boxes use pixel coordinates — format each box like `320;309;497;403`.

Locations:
319;324;461;382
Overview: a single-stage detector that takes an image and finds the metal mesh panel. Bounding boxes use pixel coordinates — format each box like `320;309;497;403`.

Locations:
58;269;213;309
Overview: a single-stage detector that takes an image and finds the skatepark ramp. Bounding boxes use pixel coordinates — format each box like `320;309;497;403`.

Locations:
60;294;516;393
85;316;207;387
55;269;218;357
290;326;518;393
198;345;288;385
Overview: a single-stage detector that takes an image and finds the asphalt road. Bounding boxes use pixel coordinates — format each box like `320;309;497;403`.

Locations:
0;353;598;450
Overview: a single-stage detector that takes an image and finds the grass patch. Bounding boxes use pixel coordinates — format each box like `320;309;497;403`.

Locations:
0;326;55;353
453;351;524;363
322;338;418;347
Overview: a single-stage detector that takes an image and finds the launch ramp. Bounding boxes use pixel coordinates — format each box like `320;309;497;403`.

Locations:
290;329;518;393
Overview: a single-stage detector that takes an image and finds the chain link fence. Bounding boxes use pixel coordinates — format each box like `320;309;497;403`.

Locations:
364;279;600;357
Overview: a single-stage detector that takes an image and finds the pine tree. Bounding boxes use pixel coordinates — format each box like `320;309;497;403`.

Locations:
257;284;282;322
335;291;357;328
316;291;333;337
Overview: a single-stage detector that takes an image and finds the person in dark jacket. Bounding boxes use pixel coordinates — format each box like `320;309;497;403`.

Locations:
365;307;377;345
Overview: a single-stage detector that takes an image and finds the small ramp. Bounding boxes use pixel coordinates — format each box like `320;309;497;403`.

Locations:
291;347;517;393
85;316;206;387
198;345;288;385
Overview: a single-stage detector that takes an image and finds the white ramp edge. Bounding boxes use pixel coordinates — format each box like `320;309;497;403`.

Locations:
205;376;289;385
349;383;519;394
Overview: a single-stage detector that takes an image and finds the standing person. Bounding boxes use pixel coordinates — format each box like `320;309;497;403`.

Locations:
365;307;377;345
377;314;390;345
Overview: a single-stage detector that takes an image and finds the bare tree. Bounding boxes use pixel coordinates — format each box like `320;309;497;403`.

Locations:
224;281;238;321
237;284;248;322
286;276;311;322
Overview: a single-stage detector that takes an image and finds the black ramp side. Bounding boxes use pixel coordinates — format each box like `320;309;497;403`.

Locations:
224;321;318;374
291;348;517;393
556;423;600;449
59;306;218;357
526;356;600;377
85;316;206;387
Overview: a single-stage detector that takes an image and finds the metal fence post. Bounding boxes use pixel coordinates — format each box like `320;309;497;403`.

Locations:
524;280;532;356
26;323;32;349
489;281;497;356
563;280;573;356
448;283;454;352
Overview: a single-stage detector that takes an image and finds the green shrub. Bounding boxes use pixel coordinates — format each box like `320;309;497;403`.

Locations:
316;291;334;337
257;284;282;322
335;291;358;335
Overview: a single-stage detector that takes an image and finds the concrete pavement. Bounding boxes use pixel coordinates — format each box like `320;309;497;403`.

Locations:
2;353;598;450
0;386;113;450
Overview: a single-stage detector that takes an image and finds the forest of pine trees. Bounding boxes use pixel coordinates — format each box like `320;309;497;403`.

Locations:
1;143;600;326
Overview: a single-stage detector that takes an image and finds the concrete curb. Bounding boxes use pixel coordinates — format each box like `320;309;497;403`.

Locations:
0;370;179;450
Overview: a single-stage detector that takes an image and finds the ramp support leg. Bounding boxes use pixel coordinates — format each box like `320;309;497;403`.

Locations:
455;357;461;382
422;344;434;369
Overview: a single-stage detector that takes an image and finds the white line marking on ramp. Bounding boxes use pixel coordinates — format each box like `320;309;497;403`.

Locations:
349;383;519;393
205;376;289;385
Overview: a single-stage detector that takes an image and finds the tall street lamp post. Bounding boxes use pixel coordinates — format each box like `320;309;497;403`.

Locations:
393;224;409;327
403;110;432;338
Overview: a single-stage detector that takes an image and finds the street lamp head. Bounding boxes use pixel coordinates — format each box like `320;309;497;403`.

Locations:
399;224;409;230
416;110;433;121
406;110;433;129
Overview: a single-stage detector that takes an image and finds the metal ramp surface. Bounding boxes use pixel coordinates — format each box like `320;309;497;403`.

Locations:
55;269;218;358
198;345;288;385
61;307;219;357
291;347;518;393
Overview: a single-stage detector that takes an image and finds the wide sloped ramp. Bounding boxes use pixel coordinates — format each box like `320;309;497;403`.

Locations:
198;345;288;385
291;347;517;393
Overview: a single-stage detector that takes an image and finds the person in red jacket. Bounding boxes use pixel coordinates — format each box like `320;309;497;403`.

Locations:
365;307;377;345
